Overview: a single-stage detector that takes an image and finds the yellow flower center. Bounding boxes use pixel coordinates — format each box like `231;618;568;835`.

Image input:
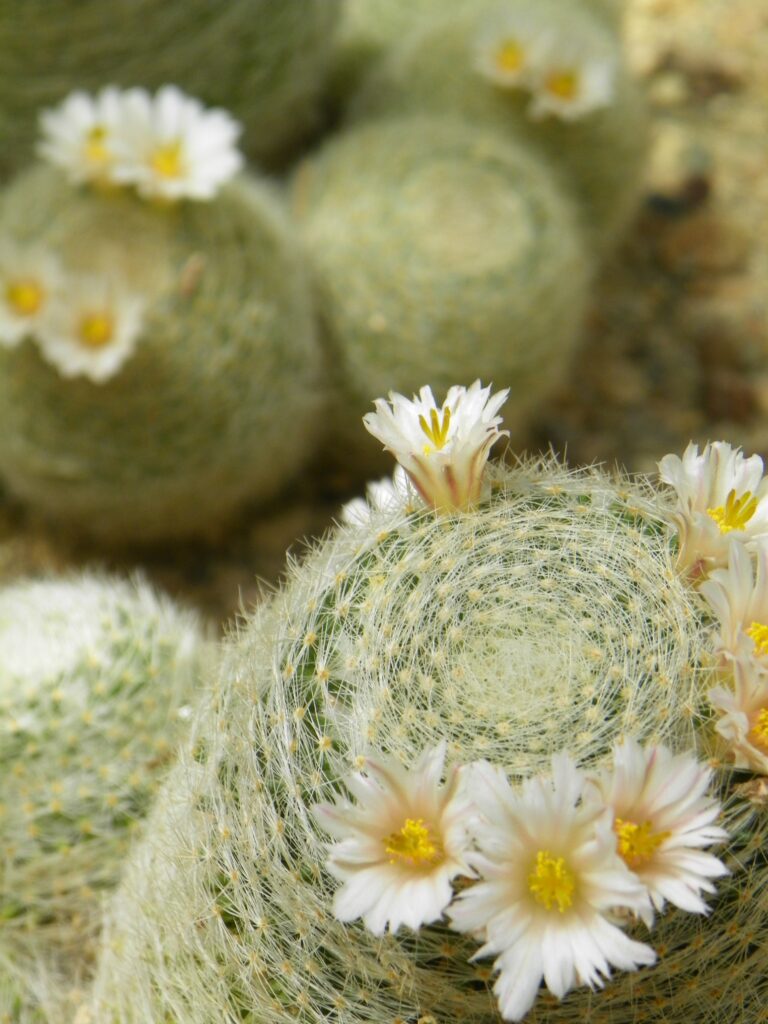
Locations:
495;39;525;74
707;489;758;534
419;406;451;456
384;817;444;868
746;621;768;657
78;312;114;349
749;706;768;753
85;125;110;166
544;69;580;101
151;141;184;179
528;850;575;912
614;818;670;870
6;279;44;317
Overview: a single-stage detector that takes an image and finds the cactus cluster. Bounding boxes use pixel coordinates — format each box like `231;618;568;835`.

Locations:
0;573;207;1022
84;457;768;1024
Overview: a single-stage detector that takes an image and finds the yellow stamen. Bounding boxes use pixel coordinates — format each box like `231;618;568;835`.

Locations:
78;312;114;349
6;279;44;317
707;490;758;534
746;622;768;657
544;69;580;101
85;125;110;166
528;850;575;912
151;141;184;179
749;707;768;753
495;39;525;74
615;818;670;870
384;817;444;868
419;406;451;456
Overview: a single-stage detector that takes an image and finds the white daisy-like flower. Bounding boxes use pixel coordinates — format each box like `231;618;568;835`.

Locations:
699;539;768;667
527;30;617;121
341;466;421;526
312;741;474;935
38;87;124;185
0;244;63;348
36;274;145;383
585;739;728;925
362;381;509;512
472;5;554;90
449;754;655;1023
111;85;243;201
709;659;768;774
658;442;768;577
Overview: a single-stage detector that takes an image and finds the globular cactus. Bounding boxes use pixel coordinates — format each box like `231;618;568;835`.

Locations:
348;0;647;250
0;165;322;543
0;0;342;179
291;116;591;464
86;456;766;1024
0;572;207;1023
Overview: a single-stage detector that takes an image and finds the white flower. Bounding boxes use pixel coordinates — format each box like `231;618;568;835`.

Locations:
527;30;617;121
585;739;728;925
341;466;421;526
111;85;243;201
0;244;63;347
449;754;655;1023
312;742;474;935
38;87;124;185
700;539;768;667
362;381;509;512
709;659;768;774
658;442;768;577
472;6;554;89
36;275;145;383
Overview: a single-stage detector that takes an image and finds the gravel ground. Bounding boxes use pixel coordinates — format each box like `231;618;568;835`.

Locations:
2;0;767;627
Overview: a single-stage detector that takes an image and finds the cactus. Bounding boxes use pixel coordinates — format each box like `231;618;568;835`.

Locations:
0;165;322;543
85;457;767;1024
0;0;342;179
0;572;207;1023
291;116;591;465
349;2;648;249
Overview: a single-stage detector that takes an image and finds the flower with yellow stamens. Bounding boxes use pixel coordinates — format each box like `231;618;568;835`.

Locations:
36;274;144;383
312;742;474;935
449;753;654;1022
38;87;123;185
700;539;768;667
341;465;420;526
0;244;63;348
658;442;768;577
528;28;617;121
585;739;727;925
363;381;509;512
709;659;768;774
472;5;552;89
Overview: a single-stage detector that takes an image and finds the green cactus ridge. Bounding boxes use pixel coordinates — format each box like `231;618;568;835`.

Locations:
292;116;591;464
88;459;767;1023
0;166;322;543
0;572;208;1023
0;0;342;179
348;2;649;249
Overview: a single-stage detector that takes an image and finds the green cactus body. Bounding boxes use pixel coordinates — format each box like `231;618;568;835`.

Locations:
349;5;648;250
291;116;591;465
0;166;322;543
0;0;341;179
0;572;207;1022
87;459;767;1024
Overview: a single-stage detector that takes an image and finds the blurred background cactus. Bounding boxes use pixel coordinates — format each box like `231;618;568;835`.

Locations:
0;0;342;179
0;572;207;1023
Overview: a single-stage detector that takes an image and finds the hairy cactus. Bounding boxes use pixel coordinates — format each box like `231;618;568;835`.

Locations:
349;2;648;249
0;572;207;1023
0;165;322;543
291;117;590;463
86;457;767;1024
0;0;341;178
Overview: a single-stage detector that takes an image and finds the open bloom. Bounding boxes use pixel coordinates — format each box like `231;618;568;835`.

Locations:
449;754;654;1022
709;659;768;774
363;381;509;512
0;244;62;347
585;739;728;924
341;466;421;526
527;29;617;121
658;442;768;577
36;274;145;383
312;742;474;935
472;5;554;89
38;87;124;185
112;85;243;201
700;539;768;668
